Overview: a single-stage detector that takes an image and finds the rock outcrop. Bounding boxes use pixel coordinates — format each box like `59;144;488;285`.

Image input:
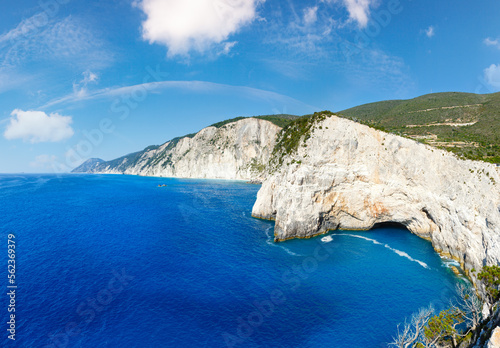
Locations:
470;306;500;347
252;114;500;282
487;327;500;348
73;118;280;180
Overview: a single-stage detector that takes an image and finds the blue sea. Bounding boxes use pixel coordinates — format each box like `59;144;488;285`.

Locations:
0;174;464;347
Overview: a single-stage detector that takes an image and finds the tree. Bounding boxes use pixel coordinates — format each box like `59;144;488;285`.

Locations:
391;267;495;348
453;283;482;332
424;308;464;348
390;283;483;348
477;265;500;304
389;306;434;348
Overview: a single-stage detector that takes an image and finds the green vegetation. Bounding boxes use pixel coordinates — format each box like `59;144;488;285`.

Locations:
423;308;465;347
339;92;500;163
209;117;246;128
248;158;266;173
270;111;333;167
477;265;500;303
391;265;500;348
164;133;197;151
210;114;299;129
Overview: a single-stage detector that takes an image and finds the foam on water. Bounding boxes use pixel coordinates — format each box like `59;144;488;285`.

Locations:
341;234;430;269
265;226;303;256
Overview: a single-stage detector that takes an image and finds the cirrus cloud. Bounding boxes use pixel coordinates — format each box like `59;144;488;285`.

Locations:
136;0;264;57
4;109;74;143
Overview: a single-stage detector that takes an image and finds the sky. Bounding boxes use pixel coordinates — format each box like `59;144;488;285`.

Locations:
0;0;499;173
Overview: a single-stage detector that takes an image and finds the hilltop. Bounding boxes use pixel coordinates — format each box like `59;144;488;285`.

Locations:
338;92;500;163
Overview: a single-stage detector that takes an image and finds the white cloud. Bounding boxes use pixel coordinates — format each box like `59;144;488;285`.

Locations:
425;25;435;38
484;64;500;89
82;70;98;84
220;41;237;55
339;0;375;28
4;109;74;143
484;37;500;49
264;2;338;59
304;6;319;25
136;0;263;57
73;70;99;98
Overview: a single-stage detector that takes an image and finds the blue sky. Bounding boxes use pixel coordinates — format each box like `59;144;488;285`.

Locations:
0;0;499;173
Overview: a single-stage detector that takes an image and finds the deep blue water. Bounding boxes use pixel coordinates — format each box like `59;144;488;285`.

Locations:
0;174;464;348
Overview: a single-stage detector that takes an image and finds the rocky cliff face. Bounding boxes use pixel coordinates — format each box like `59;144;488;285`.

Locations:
73;118;280;180
252;114;500;283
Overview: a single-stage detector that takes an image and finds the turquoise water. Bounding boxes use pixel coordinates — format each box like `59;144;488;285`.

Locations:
0;174;463;347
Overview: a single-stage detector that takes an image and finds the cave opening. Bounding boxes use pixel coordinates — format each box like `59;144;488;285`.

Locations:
371;221;409;230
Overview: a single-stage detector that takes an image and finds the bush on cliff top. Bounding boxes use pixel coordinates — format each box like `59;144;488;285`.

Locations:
477;265;500;303
270;111;334;168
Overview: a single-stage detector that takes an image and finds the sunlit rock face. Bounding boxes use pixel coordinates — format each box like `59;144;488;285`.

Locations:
75;118;280;181
252;115;500;284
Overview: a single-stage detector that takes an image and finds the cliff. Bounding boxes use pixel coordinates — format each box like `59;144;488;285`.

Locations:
72;118;281;180
72;158;105;172
252;114;500;285
471;306;500;347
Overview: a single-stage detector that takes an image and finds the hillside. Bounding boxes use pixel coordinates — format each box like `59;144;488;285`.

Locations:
72;117;283;179
72;114;298;176
71;158;105;173
338;92;500;163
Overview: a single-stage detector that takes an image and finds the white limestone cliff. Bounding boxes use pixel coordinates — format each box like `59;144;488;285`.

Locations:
77;118;280;180
252;115;500;281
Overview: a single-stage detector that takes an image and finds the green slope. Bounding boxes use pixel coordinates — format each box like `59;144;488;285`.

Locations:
338;92;500;163
209;114;299;129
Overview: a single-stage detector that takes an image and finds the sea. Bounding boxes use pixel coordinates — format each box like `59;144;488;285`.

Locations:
0;174;465;347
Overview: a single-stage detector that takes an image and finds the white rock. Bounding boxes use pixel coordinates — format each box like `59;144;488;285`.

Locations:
487;327;500;348
484;303;492;319
252;115;500;278
88;118;280;180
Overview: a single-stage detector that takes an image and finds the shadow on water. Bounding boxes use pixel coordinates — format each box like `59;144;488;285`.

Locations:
372;221;410;230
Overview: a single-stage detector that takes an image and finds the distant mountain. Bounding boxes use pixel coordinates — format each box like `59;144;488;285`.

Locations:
72;158;105;173
338;92;500;163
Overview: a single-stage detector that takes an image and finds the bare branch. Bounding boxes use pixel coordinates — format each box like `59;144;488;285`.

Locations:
389;305;434;348
454;283;483;330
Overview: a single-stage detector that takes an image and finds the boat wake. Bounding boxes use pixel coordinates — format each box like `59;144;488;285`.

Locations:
341;234;430;269
264;227;303;256
321;235;333;243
